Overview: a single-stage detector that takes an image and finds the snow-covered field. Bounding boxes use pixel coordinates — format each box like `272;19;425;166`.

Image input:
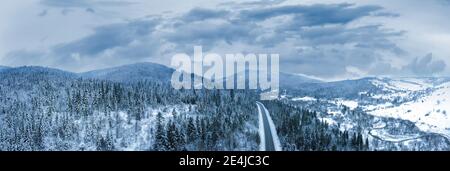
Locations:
292;96;316;102
369;129;422;142
327;99;359;110
286;77;450;150
368;82;450;138
370;78;433;92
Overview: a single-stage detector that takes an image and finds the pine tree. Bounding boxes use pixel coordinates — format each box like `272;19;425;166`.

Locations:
165;121;177;151
186;117;197;143
154;112;165;151
365;138;370;150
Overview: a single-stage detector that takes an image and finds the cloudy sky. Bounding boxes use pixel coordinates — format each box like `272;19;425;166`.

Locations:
0;0;449;80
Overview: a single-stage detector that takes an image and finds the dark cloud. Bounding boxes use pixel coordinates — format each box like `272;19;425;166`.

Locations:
40;0;90;8
2;18;160;71
52;19;158;57
40;0;134;8
373;12;400;17
300;25;403;48
240;3;381;25
40;0;134;16
86;8;95;13
38;10;48;17
438;0;450;5
165;20;254;51
404;53;447;76
220;0;286;8
6;2;429;78
182;8;229;22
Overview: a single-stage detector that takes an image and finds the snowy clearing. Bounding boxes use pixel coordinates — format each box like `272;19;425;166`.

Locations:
292;96;317;102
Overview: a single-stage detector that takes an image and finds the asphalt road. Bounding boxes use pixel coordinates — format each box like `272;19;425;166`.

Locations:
256;102;276;151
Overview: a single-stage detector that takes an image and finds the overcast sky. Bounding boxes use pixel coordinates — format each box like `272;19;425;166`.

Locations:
1;0;449;80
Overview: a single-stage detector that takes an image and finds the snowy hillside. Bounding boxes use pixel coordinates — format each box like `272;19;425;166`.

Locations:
0;66;77;80
369;82;450;139
287;77;380;99
80;62;175;83
222;70;322;90
1;62;449;151
0;66;78;90
286;76;450;150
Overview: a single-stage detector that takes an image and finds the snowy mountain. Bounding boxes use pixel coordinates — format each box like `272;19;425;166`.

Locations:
0;66;76;78
368;81;450;139
0;66;78;89
80;62;175;83
289;77;449;100
279;72;323;89
220;70;322;90
1;62;449;151
288;77;380;99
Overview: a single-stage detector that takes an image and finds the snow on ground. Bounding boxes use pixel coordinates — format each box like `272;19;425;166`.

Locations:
387;79;430;91
372;120;386;129
364;102;394;111
320;117;337;125
256;102;265;151
370;78;431;92
97;104;193;151
368;82;450;138
331;99;359;110
369;129;422;142
262;89;279;100
371;91;416;101
339;122;355;132
292;96;316;102
326;109;342;116
371;79;399;91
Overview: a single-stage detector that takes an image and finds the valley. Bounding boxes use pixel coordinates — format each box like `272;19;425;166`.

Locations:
284;77;450;150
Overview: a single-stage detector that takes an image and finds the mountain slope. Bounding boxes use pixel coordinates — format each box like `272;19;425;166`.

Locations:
368;82;450;139
0;66;77;88
220;70;322;90
279;72;323;89
289;77;380;98
288;76;450;144
80;62;175;83
0;66;10;72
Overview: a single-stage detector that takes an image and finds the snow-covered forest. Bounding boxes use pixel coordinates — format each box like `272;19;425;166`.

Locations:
0;66;259;151
1;65;449;151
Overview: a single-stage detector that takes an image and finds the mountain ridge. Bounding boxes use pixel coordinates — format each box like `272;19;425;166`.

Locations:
80;62;175;83
1;63;448;89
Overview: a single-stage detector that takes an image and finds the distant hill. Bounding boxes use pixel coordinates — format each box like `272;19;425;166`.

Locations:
219;70;322;90
279;72;323;89
0;66;78;90
0;66;10;71
80;62;175;83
